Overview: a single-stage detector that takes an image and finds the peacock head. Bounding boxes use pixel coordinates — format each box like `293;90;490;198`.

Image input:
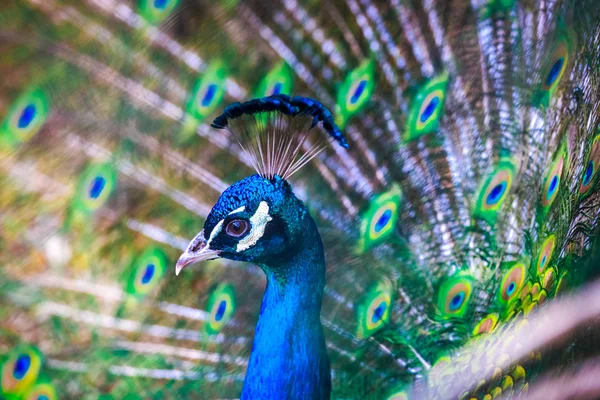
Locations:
176;174;310;274
175;94;346;275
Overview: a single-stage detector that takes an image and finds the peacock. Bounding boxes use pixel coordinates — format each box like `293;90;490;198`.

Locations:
1;0;600;399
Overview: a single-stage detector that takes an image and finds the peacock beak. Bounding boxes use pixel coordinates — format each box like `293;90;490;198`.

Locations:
175;230;221;275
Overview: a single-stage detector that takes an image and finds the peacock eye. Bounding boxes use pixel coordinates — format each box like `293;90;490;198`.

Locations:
498;262;526;306
336;59;375;126
225;219;250;238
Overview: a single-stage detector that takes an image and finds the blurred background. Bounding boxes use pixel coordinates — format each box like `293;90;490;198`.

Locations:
3;0;600;399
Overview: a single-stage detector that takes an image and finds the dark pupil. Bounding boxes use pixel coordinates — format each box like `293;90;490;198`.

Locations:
13;354;31;379
420;96;439;123
215;300;227;322
141;264;155;285
38;396;49;400
548;175;558;194
451;294;461;306
350;80;367;104
201;84;218;107
89;176;106;199
507;282;516;295
18;104;36;129
449;292;464;311
486;182;506;205
228;220;248;236
546;58;564;87
371;301;387;323
374;209;392;233
154;0;168;9
584;161;594;184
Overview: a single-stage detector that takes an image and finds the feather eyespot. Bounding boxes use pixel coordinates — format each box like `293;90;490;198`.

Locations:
225;219;250;237
472;313;499;336
1;345;42;395
206;283;236;334
542;153;565;209
498;263;526;306
437;276;473;318
363;293;391;332
2;88;49;145
138;0;180;24
75;163;117;214
356;281;392;339
536;235;555;274
185;62;227;124
580;135;600;195
24;383;57;400
473;158;516;223
533;30;575;107
404;72;448;141
128;248;167;297
357;187;402;253
336;59;375;127
541;43;568;92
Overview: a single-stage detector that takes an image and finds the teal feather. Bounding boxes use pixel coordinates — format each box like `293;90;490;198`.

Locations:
1;0;600;399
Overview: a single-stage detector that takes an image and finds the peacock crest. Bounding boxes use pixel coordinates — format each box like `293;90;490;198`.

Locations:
210;94;347;180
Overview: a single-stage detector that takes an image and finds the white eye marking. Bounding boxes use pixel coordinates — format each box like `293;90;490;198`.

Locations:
206;220;224;247
236;201;272;252
228;206;246;215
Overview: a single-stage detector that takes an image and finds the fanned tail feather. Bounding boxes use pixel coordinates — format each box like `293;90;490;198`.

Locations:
1;0;600;398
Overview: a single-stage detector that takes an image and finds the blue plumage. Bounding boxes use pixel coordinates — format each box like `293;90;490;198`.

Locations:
178;173;331;398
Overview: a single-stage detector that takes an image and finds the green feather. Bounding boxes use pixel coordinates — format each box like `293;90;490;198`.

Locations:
138;0;180;25
254;62;294;98
335;59;375;128
0;88;49;149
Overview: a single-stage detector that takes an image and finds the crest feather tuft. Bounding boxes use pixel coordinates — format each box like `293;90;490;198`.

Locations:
211;95;347;179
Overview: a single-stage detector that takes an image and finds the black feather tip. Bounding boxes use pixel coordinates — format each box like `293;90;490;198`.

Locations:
210;94;348;149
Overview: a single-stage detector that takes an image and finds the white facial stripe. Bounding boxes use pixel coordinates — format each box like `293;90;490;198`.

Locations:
236;201;272;252
206;220;224;247
228;206;246;215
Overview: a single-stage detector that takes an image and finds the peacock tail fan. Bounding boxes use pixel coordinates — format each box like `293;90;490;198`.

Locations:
1;0;600;398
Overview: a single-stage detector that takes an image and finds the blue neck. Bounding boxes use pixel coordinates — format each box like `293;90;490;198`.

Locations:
241;223;330;400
